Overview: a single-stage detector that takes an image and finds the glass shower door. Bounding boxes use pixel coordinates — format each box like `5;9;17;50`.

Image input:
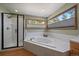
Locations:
18;15;23;46
3;14;17;48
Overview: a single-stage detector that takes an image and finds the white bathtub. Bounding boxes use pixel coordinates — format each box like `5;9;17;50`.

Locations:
24;37;70;53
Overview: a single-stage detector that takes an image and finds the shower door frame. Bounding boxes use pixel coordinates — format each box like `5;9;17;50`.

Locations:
1;13;24;49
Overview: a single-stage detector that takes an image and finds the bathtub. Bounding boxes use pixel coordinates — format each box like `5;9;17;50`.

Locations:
24;37;70;56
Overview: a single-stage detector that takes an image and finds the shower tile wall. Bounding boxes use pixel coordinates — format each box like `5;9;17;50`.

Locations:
25;29;45;40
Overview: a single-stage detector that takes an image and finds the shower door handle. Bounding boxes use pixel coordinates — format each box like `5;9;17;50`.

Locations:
15;29;17;33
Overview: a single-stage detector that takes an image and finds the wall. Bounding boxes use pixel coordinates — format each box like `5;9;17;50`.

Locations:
25;29;45;40
0;5;10;13
48;3;79;36
24;15;46;39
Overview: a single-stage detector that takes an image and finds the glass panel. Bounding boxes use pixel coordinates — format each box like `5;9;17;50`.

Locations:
18;15;23;46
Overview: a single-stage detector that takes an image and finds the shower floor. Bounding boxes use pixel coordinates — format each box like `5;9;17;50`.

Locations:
0;48;35;56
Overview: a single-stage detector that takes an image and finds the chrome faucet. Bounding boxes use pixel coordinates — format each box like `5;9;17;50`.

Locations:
30;37;34;41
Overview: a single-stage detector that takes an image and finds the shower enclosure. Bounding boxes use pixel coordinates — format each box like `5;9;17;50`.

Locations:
1;13;24;49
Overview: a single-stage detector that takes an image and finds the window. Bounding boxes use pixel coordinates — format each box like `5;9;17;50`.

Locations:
48;8;75;24
48;5;77;29
26;19;46;28
27;20;45;25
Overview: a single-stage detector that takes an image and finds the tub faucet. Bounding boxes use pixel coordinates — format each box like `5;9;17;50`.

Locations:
30;37;34;41
43;34;48;37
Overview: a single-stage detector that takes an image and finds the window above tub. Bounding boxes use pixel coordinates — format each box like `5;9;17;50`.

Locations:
48;7;75;24
48;5;77;29
27;19;45;25
26;19;46;29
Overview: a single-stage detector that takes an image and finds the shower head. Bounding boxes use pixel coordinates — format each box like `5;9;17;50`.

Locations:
7;14;13;18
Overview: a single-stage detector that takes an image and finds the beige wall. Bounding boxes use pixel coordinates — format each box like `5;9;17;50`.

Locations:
24;15;46;37
48;3;79;36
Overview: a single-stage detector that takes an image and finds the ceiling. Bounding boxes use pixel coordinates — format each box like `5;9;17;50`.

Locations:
0;3;65;17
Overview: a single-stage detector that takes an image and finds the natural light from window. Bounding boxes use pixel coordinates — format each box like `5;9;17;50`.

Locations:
48;8;75;24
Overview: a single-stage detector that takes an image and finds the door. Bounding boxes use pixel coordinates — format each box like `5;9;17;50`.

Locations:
3;14;17;49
